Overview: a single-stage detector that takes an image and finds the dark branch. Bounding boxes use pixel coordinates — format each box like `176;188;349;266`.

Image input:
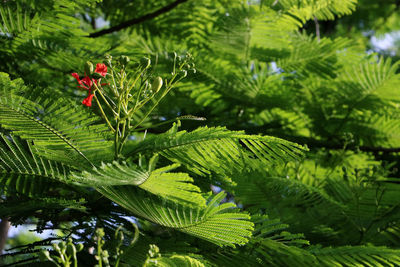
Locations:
314;16;320;41
0;218;10;255
89;0;189;38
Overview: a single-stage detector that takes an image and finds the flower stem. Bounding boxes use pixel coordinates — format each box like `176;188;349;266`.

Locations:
114;121;120;159
93;83;118;116
94;95;115;132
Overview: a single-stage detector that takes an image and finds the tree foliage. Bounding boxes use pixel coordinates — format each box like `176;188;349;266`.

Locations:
1;0;400;266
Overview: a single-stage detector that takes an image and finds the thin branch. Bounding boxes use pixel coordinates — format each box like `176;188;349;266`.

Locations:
0;218;10;255
89;0;189;38
314;16;320;41
91;16;97;30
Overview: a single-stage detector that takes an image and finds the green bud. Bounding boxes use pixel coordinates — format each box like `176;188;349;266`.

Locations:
148;244;160;258
96;228;105;238
146;83;152;92
103;54;112;67
84;61;94;75
117;231;124;242
151;77;163;93
140;57;151;69
76;243;84;252
52;243;60;252
180;70;187;78
39;250;51;262
58;241;66;253
120;55;130;65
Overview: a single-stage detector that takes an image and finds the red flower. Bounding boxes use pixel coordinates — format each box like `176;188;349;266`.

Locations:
71;73;93;90
71;63;107;107
82;93;94;107
95;63;107;77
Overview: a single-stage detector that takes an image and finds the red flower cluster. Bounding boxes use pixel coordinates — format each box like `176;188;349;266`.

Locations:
71;63;107;107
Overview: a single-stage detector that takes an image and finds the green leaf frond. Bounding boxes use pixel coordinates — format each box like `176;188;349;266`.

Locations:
324;177;400;245
304;57;400;144
252;215;309;247
335;57;400;104
149;0;219;48
251;240;400;266
0;72;114;168
0;0;111;80
121;238;201;266
185;35;354;119
309;245;400;266
145;254;210;267
72;161;206;207
201;215;310;266
0;134;72;197
98;188;254;247
235;173;344;210
217;214;400;266
126;126;307;176
275;0;357;24
273;34;352;78
0;2;32;37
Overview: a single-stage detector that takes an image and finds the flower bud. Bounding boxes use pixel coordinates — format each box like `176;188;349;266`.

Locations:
96;228;105;238
84;61;94;75
39;250;51;262
140;57;151;69
58;241;66;252
151;77;163;93
117;231;124;242
120;55;130;65
76;243;84;252
148;244;160;258
180;70;187;78
52;243;60;252
103;54;112;67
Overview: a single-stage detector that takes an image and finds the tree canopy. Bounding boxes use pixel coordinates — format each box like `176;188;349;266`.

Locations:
1;0;400;266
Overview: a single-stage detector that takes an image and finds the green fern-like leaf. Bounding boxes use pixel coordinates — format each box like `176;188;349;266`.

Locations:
0;72;114;168
146;254;209;267
72;161;206;206
98;188;254;247
0;134;73;197
276;0;357;24
126;126;306;176
0;2;33;36
310;245;400;266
